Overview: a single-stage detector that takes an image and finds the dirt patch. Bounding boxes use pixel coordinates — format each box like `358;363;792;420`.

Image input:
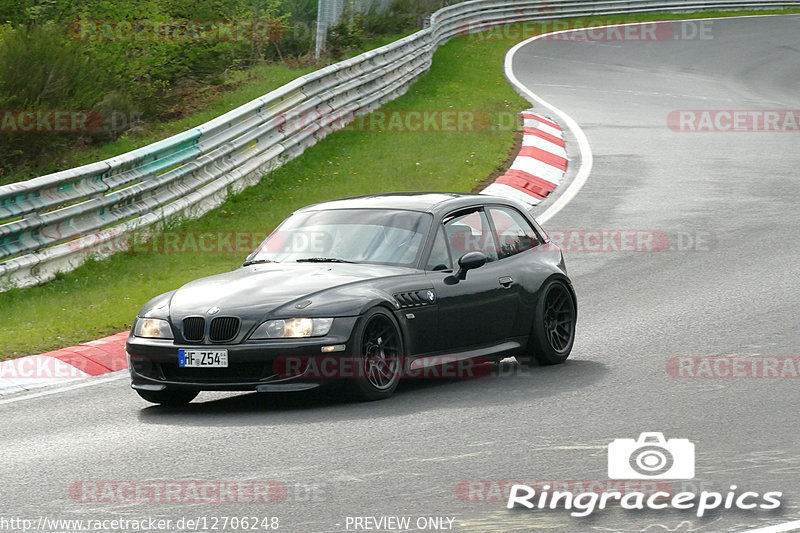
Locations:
158;78;250;122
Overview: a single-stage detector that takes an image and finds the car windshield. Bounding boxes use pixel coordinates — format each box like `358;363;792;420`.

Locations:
246;208;432;267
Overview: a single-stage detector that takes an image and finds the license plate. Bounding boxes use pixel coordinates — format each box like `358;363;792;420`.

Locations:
178;349;228;368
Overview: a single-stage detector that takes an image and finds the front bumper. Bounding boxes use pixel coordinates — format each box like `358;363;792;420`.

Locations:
126;317;358;391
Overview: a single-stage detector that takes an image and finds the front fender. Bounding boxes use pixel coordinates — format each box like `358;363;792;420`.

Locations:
138;290;176;319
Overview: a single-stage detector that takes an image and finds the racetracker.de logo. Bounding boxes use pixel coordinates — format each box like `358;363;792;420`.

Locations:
457;20;714;42
668;110;800;132
270;109;493;135
1;110;103;133
66;230;270;255
0;356;90;379
544;230;670;253
667;356;800;378
457;479;674;502
69;481;287;504
273;356;492;380
68;19;286;43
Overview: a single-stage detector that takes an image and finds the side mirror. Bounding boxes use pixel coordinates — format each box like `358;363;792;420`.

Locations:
454;251;487;280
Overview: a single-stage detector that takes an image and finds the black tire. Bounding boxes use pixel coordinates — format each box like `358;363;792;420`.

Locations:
347;307;404;401
517;278;576;366
136;388;198;405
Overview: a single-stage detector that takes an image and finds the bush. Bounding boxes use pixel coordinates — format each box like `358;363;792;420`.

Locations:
0;0;453;177
327;10;367;57
326;0;450;58
0;24;123;166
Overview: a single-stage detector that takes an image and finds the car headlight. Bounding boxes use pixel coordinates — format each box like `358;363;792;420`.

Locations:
251;318;334;339
133;317;174;339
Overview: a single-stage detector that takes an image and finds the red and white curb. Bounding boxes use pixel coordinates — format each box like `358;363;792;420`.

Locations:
481;110;567;206
0;331;129;396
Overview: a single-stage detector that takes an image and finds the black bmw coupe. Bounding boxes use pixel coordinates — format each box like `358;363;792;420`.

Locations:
126;193;577;404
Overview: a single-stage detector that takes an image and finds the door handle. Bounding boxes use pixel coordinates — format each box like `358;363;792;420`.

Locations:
499;276;514;288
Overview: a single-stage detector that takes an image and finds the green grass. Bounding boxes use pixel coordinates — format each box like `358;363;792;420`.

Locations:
2;8;798;358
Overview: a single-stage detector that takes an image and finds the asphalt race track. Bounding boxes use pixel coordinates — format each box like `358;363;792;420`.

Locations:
1;15;799;533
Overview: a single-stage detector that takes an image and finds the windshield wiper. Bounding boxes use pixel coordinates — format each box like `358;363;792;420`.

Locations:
242;259;278;266
295;257;356;263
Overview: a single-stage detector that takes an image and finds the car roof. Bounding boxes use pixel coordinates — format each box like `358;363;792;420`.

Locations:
295;192;524;216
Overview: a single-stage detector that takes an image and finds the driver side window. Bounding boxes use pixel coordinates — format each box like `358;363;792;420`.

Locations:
441;208;498;263
426;226;453;271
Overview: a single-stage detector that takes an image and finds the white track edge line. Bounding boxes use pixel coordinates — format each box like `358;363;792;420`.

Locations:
0;371;128;406
740;520;800;533
504;29;592;225
504;14;797;225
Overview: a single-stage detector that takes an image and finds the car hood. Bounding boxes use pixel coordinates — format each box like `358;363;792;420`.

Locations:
167;262;413;320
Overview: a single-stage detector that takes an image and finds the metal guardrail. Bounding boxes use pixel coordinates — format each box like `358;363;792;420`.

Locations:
1;0;797;290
